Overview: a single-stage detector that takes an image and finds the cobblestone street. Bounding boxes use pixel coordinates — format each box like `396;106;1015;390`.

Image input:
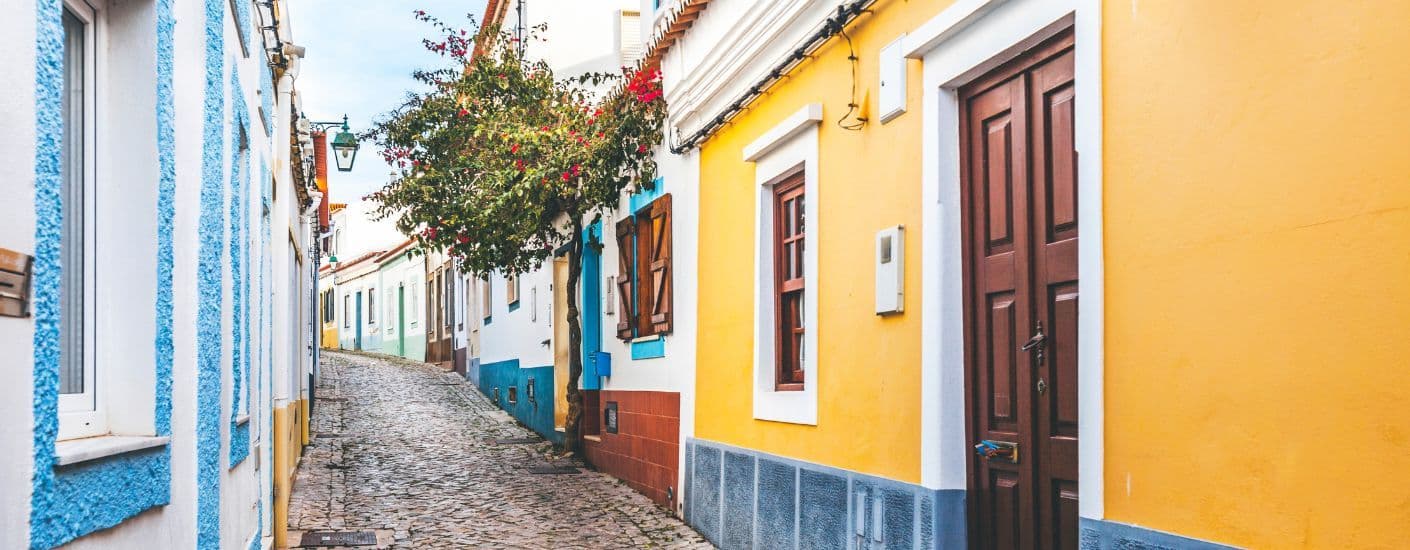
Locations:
287;350;711;549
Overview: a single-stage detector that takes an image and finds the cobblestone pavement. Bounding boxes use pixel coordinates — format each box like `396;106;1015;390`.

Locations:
288;350;711;549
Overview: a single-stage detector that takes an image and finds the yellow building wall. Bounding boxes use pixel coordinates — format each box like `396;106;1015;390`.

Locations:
272;400;306;549
1103;2;1410;547
694;0;951;483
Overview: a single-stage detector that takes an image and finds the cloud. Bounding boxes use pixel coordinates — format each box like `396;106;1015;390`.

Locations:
287;0;484;203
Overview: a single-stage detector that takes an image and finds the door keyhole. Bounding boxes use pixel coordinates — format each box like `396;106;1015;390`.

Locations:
1036;378;1047;394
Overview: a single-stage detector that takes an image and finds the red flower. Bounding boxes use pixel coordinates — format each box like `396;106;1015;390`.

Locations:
541;125;550;132
511;143;520;154
638;144;648;153
423;227;438;239
596;132;605;139
571;164;581;176
561;171;571;181
456;234;470;244
457;108;469;117
515;159;525;172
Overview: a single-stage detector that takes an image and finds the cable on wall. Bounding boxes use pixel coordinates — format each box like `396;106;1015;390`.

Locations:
667;0;877;154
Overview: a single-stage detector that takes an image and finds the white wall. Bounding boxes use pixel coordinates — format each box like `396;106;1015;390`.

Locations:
327;199;402;264
501;0;638;77
0;0;39;545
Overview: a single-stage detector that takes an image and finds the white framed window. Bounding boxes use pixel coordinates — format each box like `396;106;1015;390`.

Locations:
367;286;376;324
746;104;821;426
343;294;350;328
409;276;419;327
58;0;103;440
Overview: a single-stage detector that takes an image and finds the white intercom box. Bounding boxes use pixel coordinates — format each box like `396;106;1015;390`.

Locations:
875;225;904;314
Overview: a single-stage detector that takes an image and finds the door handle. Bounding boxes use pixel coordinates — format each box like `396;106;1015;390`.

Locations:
974;440;1019;463
1020;321;1045;352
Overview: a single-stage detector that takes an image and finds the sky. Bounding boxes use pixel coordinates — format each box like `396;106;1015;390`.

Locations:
288;1;485;204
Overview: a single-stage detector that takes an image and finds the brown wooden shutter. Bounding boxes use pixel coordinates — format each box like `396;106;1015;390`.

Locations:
649;194;673;334
615;217;635;340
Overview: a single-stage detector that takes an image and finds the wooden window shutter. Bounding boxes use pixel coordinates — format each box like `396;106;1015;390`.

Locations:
615;217;635;339
649;194;673;334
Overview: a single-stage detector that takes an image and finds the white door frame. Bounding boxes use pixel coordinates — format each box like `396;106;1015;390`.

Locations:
909;0;1105;520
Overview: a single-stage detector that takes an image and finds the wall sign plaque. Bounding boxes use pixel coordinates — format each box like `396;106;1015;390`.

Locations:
0;248;33;318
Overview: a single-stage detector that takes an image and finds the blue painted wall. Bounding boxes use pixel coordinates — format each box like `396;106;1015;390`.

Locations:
228;69;250;467
195;0;227;546
1080;519;1238;550
27;0;176;547
475;359;561;444
685;438;966;550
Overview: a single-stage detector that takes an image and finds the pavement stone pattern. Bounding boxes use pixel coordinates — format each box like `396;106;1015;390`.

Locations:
288;350;712;549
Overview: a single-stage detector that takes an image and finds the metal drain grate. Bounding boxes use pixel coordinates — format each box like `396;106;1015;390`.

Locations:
490;437;540;445
298;530;377;547
527;466;581;474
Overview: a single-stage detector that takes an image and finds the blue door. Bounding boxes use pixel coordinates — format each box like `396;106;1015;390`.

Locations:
580;222;603;389
355;291;363;350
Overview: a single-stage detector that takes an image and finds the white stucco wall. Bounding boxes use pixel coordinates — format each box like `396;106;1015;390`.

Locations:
0;1;39;545
0;0;313;547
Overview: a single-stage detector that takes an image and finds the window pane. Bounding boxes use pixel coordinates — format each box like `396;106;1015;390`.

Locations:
60;9;85;395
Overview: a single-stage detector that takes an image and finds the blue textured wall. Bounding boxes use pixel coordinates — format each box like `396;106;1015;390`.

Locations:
1080;519;1238;550
196;0;227;546
721;451;754;550
690;445;721;544
228;69;250;467
27;0;176;547
685;438;968;550
475;360;561;444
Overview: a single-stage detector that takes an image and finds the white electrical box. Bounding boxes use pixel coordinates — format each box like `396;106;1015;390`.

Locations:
875;225;904;314
878;35;907;124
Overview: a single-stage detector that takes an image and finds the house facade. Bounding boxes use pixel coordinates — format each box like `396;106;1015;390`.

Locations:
657;0;1410;549
469;0;643;447
330;250;382;353
374;239;427;362
0;0;322;548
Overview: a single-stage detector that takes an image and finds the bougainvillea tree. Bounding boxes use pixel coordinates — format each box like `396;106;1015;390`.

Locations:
368;12;665;453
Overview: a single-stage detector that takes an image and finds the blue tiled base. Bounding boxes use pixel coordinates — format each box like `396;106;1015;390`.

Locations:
684;438;966;550
1080;519;1239;550
474;359;561;444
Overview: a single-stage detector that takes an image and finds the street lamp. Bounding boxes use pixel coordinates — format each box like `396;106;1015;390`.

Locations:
310;114;360;172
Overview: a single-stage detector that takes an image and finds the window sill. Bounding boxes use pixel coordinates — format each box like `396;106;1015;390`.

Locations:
631;334;662;344
583;434;602;442
54;435;170;467
235;414;250;426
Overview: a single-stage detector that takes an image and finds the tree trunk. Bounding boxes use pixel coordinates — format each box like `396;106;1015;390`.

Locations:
561;218;586;455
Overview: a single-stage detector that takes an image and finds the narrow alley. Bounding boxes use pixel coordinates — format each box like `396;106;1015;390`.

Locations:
287;350;709;549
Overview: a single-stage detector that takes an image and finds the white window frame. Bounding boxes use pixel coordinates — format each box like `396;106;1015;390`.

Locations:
367;285;376;325
58;0;105;440
746;104;820;426
343;293;350;328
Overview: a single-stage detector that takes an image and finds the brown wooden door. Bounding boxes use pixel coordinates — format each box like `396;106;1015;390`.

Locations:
960;27;1078;550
